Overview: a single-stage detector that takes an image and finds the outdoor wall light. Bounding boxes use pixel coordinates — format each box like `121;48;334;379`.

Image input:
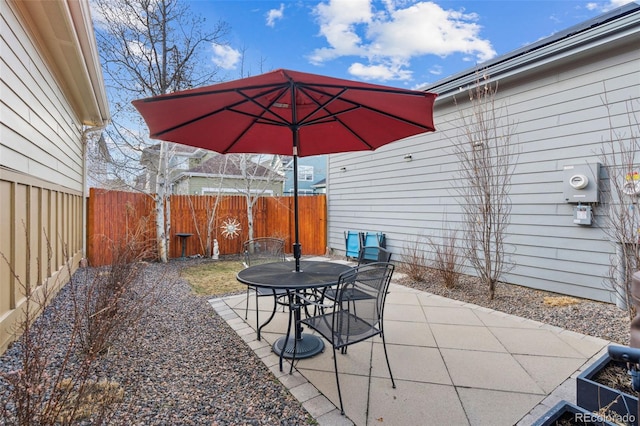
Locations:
340;167;347;172
404;154;413;161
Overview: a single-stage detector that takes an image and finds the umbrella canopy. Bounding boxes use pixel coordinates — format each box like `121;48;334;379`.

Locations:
133;68;437;271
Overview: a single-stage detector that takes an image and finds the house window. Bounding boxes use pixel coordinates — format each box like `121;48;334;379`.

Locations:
298;165;314;181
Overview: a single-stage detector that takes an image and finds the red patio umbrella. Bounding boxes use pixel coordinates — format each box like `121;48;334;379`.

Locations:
132;68;437;271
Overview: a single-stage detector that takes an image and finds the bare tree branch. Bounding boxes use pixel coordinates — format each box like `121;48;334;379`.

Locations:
91;0;230;262
598;86;640;319
450;72;518;300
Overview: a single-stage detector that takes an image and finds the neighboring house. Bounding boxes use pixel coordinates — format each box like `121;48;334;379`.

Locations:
311;178;326;194
172;153;284;196
138;143;207;192
327;4;640;303
0;0;110;353
139;144;283;196
283;155;327;195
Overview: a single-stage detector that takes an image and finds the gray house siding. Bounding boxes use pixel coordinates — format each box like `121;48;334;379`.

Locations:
326;6;640;303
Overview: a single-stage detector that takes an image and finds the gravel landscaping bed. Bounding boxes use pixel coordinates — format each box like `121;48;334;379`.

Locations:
1;259;312;425
0;258;631;424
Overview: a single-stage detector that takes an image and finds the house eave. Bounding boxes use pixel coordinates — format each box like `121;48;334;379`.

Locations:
10;0;110;126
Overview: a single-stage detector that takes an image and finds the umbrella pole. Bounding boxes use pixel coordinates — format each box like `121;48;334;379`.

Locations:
291;83;301;272
292;146;301;272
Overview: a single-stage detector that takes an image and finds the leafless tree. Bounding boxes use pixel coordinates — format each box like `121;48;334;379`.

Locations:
185;193;221;258
227;59;282;243
181;155;227;257
177;59;275;255
598;89;640;320
91;0;230;262
450;72;518;300
178;153;283;252
214;154;283;242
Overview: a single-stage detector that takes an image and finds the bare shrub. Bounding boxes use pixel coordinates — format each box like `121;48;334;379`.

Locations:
399;235;429;282
597;91;640;320
187;194;221;258
1;218;169;425
76;214;164;357
0;231;100;425
427;229;462;289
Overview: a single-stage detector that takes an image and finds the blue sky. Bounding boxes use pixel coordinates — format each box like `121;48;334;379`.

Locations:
189;0;630;89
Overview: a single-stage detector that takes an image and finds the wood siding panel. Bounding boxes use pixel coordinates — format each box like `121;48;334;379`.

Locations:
327;29;640;303
13;183;28;302
0;180;13;314
0;169;83;355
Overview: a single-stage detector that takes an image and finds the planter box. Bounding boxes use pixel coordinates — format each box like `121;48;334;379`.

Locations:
577;353;638;426
532;401;617;425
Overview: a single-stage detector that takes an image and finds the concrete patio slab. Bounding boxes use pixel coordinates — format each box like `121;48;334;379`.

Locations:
209;258;610;426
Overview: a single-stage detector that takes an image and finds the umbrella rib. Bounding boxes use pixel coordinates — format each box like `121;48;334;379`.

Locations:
293;86;347;125
236;86;292;126
292;85;434;149
299;84;434;131
289;85;375;149
151;85;291;139
220;85;299;152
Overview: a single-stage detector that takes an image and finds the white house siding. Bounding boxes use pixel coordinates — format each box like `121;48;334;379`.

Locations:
327;7;640;303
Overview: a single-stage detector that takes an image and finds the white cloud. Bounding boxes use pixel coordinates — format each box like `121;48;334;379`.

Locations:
91;0;151;32
126;40;151;59
411;81;432;90
266;3;285;27
549;13;562;24
310;0;373;62
428;65;443;76
212;44;241;70
348;62;412;81
586;0;629;12
309;0;496;81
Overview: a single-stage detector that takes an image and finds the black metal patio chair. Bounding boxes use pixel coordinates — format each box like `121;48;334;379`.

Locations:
357;245;392;265
318;246;392;309
243;237;288;339
292;262;396;415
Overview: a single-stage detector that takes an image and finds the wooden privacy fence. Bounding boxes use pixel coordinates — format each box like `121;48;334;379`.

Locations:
87;188;327;266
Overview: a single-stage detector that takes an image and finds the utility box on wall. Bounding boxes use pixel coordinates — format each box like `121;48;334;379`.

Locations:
563;163;601;203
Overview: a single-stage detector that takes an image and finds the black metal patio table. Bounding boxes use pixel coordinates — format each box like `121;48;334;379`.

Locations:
237;260;353;369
